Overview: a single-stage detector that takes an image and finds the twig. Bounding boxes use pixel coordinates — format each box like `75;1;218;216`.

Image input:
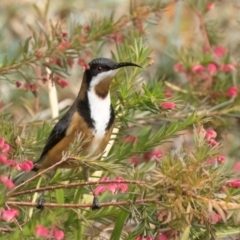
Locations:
9;180;145;198
6;198;157;208
7;155;70;195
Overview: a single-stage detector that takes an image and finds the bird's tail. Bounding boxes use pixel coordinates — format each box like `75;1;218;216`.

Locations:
13;171;37;186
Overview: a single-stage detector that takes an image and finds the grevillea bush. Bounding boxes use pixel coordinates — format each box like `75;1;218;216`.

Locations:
0;0;240;239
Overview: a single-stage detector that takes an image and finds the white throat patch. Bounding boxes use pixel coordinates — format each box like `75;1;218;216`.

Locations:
89;70;117;88
87;69;116;153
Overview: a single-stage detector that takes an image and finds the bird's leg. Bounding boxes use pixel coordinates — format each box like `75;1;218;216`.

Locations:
83;166;101;210
36;170;55;210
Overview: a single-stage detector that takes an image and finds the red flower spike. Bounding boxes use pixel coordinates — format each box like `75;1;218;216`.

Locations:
124;135;139;144
2;143;10;153
228;179;240;188
93;185;106;196
1;209;19;222
206;2;214;11
21;160;34;172
108;183;118;194
207;63;217;75
217;155;226;163
57;79;68;88
129;156;140;166
192;64;204;74
164;89;173;98
161;102;176;110
53;229;65;240
35;225;49;238
209;139;218;146
220;64;235;73
15;81;22;88
144;150;163;162
227;86;238;98
205;129;217;141
173;62;185;73
208;212;222;224
214;46;228;59
157;233;168;240
0;155;7;165
5;179;14;189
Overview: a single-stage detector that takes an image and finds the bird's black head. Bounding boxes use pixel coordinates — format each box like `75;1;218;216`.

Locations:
84;58;141;86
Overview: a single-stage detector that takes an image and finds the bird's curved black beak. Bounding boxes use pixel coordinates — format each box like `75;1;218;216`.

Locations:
116;62;142;69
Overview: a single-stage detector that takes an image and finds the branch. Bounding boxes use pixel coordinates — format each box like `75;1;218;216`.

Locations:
6;198;157;208
9;180;145;198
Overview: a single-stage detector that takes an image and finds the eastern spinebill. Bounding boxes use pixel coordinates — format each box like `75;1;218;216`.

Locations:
13;58;141;209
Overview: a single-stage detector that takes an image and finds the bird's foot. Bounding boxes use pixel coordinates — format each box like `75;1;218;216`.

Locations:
36;195;45;210
92;196;101;210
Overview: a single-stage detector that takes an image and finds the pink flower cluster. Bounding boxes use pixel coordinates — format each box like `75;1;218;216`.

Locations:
129;150;163;166
1;208;19;222
35;225;64;240
173;45;238;98
207;155;226;165
0;138;34;172
208;212;222;224
93;177;128;196
161;102;176;110
204;129;218;146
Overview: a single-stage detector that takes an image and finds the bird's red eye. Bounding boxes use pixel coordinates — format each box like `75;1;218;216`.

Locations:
97;66;103;72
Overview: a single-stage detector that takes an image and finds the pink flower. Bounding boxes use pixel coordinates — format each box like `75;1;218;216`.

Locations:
227;86;238;98
1;144;10;153
57;79;68;88
35;225;48;238
93;185;106;196
0;155;8;164
206;2;214;11
217;155;225;164
161;102;176;110
129;156;140;165
208;212;222;224
214;46;228;59
205;129;217;141
5;179;15;189
21;160;34;172
124;135;139;144
207;63;217;75
220;64;234;73
173;62;185;73
100;176;108;182
7;159;17;167
108;183;118;194
227;179;240;188
0;174;15;189
164;89;173;98
144;150;163;161
15;81;22;88
1;209;19;222
234;162;240;171
158;233;168;240
192;64;204;74
209;139;218;147
53;229;65;240
207;158;215;165
115;177;128;193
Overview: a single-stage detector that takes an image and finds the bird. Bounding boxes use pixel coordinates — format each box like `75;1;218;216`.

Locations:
13;58;141;209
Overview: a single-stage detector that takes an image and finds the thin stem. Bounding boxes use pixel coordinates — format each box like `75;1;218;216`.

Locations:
6;198;157;208
9;180;145;198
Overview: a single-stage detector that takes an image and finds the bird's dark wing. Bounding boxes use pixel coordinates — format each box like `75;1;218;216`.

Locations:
35;108;75;164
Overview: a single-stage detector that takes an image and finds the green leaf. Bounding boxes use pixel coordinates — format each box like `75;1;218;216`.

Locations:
55;188;65;204
180;226;191;240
